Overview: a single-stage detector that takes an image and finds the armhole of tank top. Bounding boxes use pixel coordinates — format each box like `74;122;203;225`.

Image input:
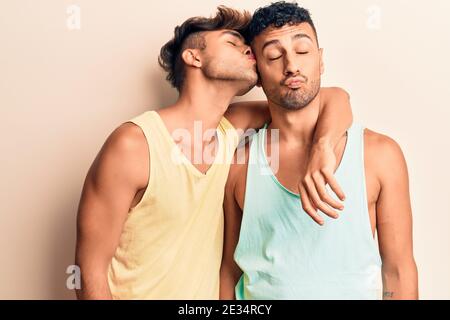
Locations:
124;117;154;213
360;125;382;262
221;115;236;132
233;132;258;263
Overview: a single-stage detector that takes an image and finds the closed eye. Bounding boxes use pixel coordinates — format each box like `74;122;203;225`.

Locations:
269;56;282;61
227;41;237;46
297;51;308;54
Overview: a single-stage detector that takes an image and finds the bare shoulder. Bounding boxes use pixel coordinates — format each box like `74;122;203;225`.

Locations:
89;122;149;189
364;128;408;180
364;129;404;159
106;122;148;154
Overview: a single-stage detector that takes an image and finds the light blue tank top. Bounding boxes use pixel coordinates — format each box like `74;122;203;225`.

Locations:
234;123;382;300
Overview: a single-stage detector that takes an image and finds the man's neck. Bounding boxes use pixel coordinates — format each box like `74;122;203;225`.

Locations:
169;78;239;132
157;77;241;152
267;93;321;147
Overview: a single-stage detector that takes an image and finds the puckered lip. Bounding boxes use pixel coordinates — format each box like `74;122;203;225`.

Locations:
284;77;305;88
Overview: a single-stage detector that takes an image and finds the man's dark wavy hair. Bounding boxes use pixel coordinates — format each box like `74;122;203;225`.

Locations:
159;6;251;92
244;1;318;45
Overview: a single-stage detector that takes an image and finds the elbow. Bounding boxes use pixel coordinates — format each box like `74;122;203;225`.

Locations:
320;86;353;122
335;87;353;126
382;256;418;276
328;86;350;101
382;258;419;299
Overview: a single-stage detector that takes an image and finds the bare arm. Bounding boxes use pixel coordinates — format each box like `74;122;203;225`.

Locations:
75;123;149;299
314;87;353;146
371;133;418;300
224;100;271;134
299;87;353;224
224;87;352;137
219;155;246;300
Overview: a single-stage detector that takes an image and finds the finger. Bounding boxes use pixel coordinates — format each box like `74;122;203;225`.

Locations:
321;169;346;201
298;183;324;225
303;177;339;219
311;172;344;211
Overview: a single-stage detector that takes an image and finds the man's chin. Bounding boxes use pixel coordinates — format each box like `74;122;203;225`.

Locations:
279;94;314;110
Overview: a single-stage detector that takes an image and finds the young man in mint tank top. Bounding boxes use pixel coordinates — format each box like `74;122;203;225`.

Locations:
220;2;418;300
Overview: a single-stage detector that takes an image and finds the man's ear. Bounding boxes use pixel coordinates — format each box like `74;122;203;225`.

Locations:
319;48;325;75
181;49;202;68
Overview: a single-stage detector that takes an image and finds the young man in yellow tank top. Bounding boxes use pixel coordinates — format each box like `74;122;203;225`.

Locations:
75;6;353;299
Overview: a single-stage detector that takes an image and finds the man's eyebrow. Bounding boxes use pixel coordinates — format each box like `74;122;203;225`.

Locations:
221;30;245;43
262;33;314;51
262;39;280;51
292;33;313;42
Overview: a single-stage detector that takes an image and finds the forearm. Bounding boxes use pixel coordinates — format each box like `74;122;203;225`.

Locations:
314;87;353;148
75;249;113;300
382;260;419;300
76;268;113;300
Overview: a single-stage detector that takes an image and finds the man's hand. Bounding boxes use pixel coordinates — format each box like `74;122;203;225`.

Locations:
298;140;346;225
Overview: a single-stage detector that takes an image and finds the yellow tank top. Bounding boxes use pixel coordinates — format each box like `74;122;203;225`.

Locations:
107;110;239;299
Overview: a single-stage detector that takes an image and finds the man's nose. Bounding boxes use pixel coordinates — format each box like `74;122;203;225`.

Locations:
243;46;256;60
284;54;300;76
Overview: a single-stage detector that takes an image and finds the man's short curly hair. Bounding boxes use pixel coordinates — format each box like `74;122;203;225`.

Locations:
244;1;318;45
158;6;251;92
